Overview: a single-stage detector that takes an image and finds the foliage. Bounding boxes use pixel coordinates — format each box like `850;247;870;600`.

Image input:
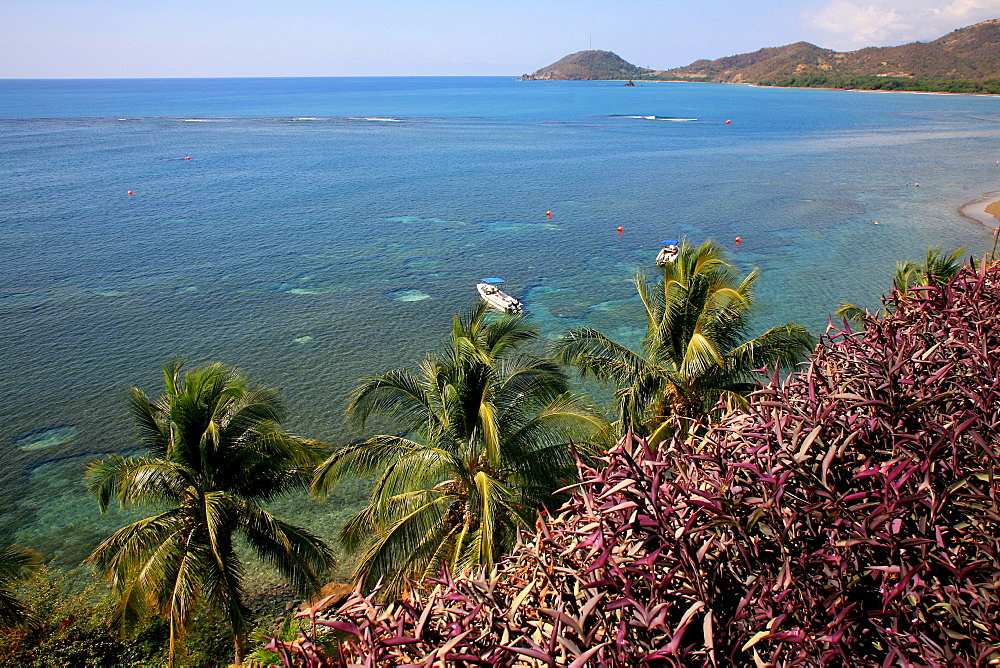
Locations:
85;361;335;665
0;566;160;667
273;258;1000;666
0;565;268;666
312;305;608;600
759;75;1000;94
523;50;652;81
246;612;299;667
0;545;41;628
553;237;814;433
836;246;967;323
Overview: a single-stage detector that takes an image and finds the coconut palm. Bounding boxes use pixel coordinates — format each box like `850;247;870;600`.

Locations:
312;305;607;599
86;361;335;667
0;545;40;628
552;238;814;437
836;246;967;324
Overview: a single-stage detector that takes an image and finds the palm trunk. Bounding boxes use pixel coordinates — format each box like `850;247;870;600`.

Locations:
233;631;245;666
168;614;176;668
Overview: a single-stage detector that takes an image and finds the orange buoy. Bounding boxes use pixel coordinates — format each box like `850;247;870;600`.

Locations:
185;156;192;160
725;120;732;124
127;190;133;196
546;210;552;217
617;226;623;234
735;236;742;244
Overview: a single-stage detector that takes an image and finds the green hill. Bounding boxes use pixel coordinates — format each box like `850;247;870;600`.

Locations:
522;50;651;80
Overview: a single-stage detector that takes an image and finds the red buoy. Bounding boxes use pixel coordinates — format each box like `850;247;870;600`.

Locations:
617;226;624;234
735;236;742;244
127;190;133;196
725;120;732;125
546;210;552;217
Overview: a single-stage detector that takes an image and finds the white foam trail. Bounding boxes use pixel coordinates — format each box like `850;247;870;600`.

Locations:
349;116;404;122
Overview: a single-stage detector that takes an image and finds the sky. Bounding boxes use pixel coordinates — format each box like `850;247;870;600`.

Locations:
2;0;1000;78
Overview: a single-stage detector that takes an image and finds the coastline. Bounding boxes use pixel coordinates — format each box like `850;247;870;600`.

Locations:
521;78;1000;96
960;192;1000;227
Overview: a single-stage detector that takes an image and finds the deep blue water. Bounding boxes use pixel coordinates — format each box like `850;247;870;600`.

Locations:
1;76;998;569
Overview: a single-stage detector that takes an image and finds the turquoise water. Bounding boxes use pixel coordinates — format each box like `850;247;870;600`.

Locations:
2;77;998;570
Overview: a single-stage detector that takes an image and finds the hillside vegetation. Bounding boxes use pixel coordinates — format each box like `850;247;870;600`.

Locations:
522;50;651;80
524;19;1000;93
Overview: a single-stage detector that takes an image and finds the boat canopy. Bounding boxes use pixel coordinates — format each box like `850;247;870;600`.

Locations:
661;240;679;246
482;277;506;284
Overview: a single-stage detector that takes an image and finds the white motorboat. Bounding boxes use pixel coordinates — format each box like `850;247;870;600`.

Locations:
476;278;523;313
655;240;679;265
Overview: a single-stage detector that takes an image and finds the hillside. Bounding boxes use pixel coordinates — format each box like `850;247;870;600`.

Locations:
524;19;1000;86
522;50;651;80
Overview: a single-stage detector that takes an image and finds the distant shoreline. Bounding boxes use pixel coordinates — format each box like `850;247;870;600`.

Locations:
960;191;1000;227
521;78;1000;96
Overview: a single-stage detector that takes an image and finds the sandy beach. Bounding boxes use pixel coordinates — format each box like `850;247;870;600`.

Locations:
960;192;1000;227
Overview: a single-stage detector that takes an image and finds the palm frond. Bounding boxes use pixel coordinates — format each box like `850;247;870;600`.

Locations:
351;493;456;596
922;246;967;286
680;330;727;379
369;448;460;513
345;368;434;430
88;509;189;576
492;355;570;404
551;328;651;388
339;502;382;554
89;511;196;633
85;455;192;512
835;302;870;325
128;387;171;455
476;399;501;469
455;471;516;570
555;238;813;429
723;323;815;381
224;425;325;503
500;393;607;464
0;546;41;628
235;500;335;594
200;536;251;640
311;435;428;496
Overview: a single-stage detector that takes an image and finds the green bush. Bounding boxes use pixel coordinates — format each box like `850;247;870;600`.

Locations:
0;566;240;666
0;567;155;666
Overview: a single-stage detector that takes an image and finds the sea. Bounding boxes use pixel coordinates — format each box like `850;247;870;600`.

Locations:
2;77;998;578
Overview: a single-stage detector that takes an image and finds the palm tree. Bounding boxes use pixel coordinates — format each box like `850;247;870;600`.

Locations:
836;246;967;324
0;545;40;628
552;238;814;438
312;305;607;599
86;361;335;666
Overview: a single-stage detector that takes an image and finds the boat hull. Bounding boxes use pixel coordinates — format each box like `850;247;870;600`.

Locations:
477;283;523;313
655;247;679;265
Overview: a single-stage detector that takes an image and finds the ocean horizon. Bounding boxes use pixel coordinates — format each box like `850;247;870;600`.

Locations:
1;76;997;579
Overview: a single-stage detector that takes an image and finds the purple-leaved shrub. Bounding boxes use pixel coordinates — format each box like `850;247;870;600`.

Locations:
272;259;1000;667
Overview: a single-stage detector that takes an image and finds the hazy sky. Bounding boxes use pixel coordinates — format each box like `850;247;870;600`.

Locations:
3;0;1000;78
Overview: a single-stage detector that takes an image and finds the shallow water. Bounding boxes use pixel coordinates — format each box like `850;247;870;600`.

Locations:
1;77;997;571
